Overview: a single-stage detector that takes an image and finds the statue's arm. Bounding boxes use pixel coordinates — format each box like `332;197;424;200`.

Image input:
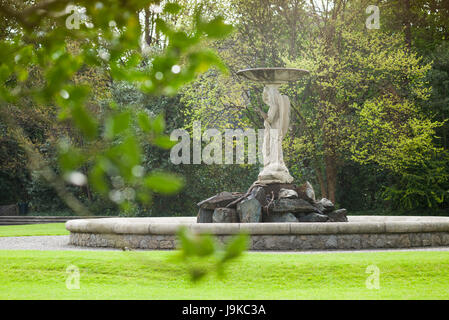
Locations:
262;86;278;124
267;101;277;123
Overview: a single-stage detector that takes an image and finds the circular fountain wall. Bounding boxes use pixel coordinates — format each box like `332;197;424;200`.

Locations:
66;216;449;251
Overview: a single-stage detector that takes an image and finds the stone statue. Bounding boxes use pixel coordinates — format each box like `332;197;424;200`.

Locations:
236;68;309;185
258;84;293;184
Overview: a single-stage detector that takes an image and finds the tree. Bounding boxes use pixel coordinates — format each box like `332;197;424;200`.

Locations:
0;0;233;214
181;0;446;208
285;28;438;203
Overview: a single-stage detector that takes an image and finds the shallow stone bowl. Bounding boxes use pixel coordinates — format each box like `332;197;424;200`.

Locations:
236;67;309;84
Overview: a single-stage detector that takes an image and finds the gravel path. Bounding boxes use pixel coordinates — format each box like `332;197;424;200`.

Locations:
0;236;118;251
1;235;449;253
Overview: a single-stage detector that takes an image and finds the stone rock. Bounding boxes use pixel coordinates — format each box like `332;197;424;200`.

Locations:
314;198;335;213
278;188;298;199
196;208;213;223
264;212;298;223
213;207;239;223
250;186;267;206
237;196;262;223
325;235;338;249
327;209;348;222
256;183;295;199
197;191;243;210
296;181;316;203
297;212;329;222
272;198;319;214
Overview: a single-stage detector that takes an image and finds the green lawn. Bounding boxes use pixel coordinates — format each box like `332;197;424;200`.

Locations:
1;249;449;299
0;223;69;237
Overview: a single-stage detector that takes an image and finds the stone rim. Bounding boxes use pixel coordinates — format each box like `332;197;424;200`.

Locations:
66;216;449;236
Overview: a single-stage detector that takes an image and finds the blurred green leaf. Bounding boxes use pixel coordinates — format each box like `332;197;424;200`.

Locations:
136;191;152;205
144;172;184;194
195;234;216;257
198;17;234;39
164;3;182;15
177;227;197;258
58;147;85;172
71;104;98;140
152;113;166;134
105;111;131;139
137;111;152;133
89;163;108;195
190;268;207;282
220;233;249;263
177;227;215;258
0;64;11;83
153;135;177;149
117;136;141;167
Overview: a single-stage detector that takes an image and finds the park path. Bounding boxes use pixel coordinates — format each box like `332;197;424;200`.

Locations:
1;235;449;253
0;236;116;251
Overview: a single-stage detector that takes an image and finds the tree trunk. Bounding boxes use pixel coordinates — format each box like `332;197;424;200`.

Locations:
403;0;412;49
325;155;337;203
315;163;327;199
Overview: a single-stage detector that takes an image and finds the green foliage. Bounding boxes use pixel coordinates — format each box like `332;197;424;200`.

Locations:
144;172;184;195
382;153;449;210
26;171;67;212
336;162;386;211
285;28;438;174
109;79;259;217
0;1;233;214
351;98;442;173
180;0;449;210
0;171;28;205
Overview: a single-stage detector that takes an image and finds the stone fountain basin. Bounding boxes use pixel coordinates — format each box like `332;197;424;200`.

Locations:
236;67;309;84
66;216;449;251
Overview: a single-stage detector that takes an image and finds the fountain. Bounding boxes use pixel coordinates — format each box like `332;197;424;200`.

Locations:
66;68;449;251
193;67;349;225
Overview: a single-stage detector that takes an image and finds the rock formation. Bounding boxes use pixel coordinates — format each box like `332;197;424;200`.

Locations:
197;182;348;223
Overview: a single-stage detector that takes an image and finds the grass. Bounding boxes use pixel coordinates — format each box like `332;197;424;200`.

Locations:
0;222;448;299
0;223;69;237
0;250;449;299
